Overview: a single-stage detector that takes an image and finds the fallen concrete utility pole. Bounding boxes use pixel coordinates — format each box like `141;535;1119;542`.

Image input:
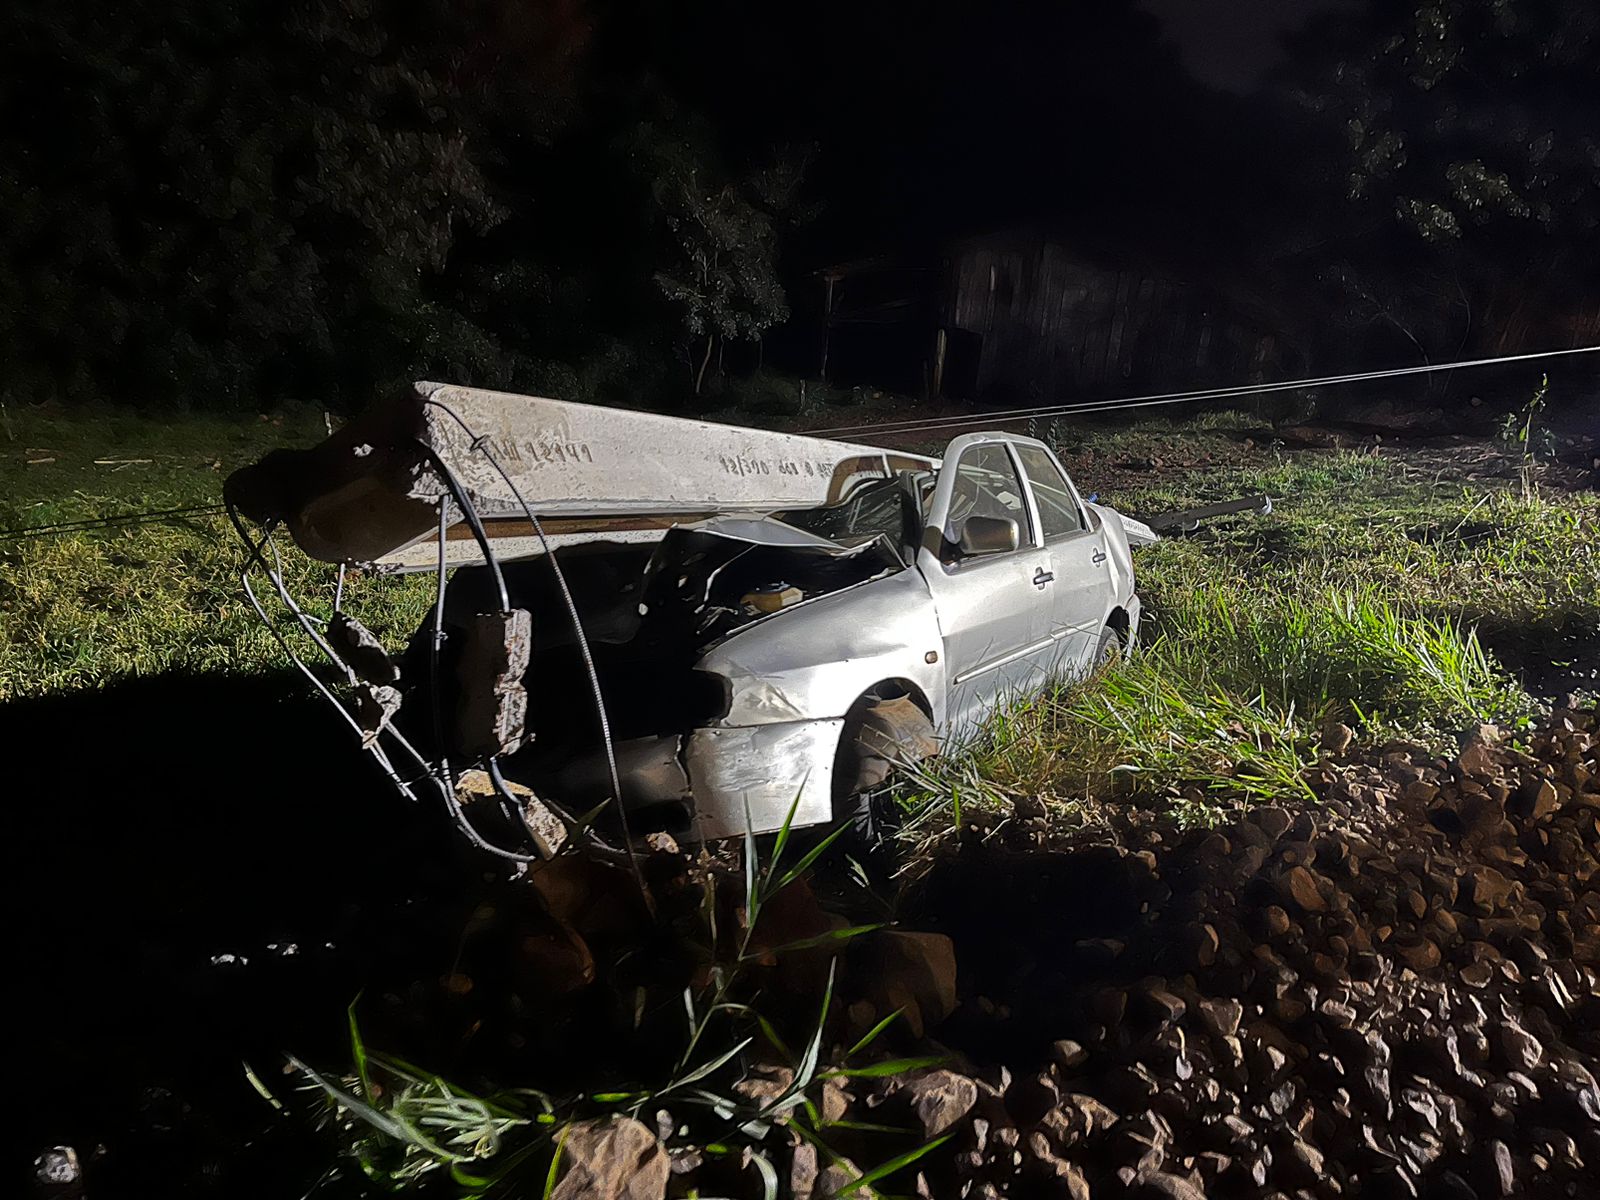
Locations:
225;381;1244;859
225;381;939;570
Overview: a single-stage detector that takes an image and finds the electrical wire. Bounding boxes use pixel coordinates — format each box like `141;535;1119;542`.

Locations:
418;396;648;900
0;502;226;543
799;343;1600;441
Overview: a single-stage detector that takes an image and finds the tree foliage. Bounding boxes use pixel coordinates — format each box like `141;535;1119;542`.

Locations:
1299;0;1600;351
0;0;588;407
643;124;804;394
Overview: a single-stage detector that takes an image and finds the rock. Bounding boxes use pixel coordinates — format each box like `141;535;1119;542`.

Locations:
1057;1160;1093;1200
1260;905;1293;937
1132;1168;1207;1199
816;1156;866;1198
1488;1139;1514;1196
1462;866;1514;915
1133;982;1188;1028
903;1069;978;1137
32;1147;83;1199
1390;932;1441;972
1196;997;1244;1039
822;1078;851;1125
1051;1039;1089;1070
1281;866;1329;913
1183;922;1221;969
789;1143;819;1199
733;1064;795;1106
552;1117;671;1200
1065;1092;1122;1137
1253;807;1293;840
1495;1019;1544;1073
1521;778;1562;821
861;930;957;1037
1457;740;1497;779
1323;722;1355;755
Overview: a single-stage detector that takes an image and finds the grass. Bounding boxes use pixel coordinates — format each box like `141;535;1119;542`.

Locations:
0;401;434;699
897;421;1598;823
3;398;1595;820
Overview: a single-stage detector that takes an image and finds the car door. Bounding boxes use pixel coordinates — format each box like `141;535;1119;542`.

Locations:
1011;440;1113;678
918;436;1058;738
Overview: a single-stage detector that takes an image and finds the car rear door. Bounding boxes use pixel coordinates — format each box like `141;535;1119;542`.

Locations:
1010;440;1113;677
918;435;1058;738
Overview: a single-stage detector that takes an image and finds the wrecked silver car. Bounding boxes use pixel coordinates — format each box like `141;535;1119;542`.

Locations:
226;382;1153;851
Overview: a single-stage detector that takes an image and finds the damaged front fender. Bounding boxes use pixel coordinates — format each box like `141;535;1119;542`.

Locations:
696;567;946;728
684;719;842;840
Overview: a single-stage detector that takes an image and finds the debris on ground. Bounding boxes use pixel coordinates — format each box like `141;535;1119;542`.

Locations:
876;700;1600;1198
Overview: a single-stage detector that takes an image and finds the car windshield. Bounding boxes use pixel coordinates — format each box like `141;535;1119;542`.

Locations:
778;476;915;546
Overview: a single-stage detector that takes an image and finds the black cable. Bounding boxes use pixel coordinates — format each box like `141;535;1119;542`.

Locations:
419;396;648;899
0;502;226;542
410;440;511;612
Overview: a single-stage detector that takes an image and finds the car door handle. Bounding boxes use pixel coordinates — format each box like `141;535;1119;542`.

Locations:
1033;567;1054;588
1091;549;1107;565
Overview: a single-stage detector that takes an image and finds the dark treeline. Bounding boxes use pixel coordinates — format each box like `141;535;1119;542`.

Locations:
3;0;1596;410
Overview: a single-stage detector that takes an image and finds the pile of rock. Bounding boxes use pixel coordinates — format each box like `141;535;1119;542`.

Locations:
880;703;1600;1198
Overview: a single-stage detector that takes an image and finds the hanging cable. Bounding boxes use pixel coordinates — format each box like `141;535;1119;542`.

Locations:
799;343;1600;441
418;396;648;901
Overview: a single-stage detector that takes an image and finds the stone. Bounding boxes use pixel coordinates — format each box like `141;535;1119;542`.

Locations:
1457;740;1497;779
1522;778;1562;821
1462;866;1514;915
1065;1093;1122;1137
1488;1140;1514;1196
1134;983;1188;1028
1197;997;1244;1039
1495;1020;1544;1073
862;930;957;1037
1390;932;1441;972
903;1069;978;1137
1132;1169;1206;1200
817;1157;866;1198
1281;866;1329;913
1261;905;1293;937
552;1117;671;1200
1051;1039;1089;1070
789;1143;819;1199
1184;922;1221;969
33;1147;83;1199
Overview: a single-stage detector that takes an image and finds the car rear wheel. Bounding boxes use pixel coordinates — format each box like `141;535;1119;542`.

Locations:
1093;622;1126;672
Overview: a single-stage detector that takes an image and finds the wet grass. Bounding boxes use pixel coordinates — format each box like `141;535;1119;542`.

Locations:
0;402;433;699
900;428;1599;823
3;401;1595;821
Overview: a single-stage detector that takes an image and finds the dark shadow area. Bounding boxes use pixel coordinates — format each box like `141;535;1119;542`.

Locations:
6;672;479;1197
1479;620;1600;701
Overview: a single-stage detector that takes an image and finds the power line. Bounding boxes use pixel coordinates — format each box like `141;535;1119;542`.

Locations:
0;502;226;544
800;344;1600;441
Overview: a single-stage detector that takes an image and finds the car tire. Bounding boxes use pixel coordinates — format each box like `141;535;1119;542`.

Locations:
833;693;937;845
1093;622;1126;671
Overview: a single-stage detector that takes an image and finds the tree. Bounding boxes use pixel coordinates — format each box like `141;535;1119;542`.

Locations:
0;0;588;408
1295;0;1600;356
642;124;803;395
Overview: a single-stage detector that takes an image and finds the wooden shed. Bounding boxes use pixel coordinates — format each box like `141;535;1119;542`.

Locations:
815;228;1304;404
944;229;1302;404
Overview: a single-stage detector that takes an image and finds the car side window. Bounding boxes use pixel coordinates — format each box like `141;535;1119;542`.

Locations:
947;443;1031;552
1015;444;1085;539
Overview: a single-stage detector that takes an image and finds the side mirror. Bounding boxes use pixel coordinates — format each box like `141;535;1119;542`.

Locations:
957;515;1019;556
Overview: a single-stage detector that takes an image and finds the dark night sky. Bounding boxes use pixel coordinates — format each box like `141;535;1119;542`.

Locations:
1142;0;1354;90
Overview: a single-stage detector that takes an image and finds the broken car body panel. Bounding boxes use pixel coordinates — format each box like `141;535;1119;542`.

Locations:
227;382;1149;845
